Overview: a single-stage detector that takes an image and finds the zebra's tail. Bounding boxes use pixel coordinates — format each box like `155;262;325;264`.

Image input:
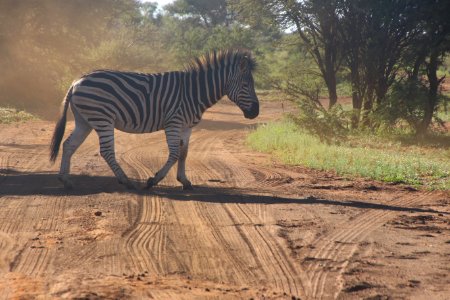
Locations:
50;86;73;163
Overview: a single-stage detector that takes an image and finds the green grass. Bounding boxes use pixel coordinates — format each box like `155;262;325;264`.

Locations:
0;107;37;124
247;119;450;190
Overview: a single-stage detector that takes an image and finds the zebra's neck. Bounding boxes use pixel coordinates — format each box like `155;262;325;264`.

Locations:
183;65;229;114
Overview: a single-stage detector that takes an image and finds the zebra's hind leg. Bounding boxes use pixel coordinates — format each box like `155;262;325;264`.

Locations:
95;127;135;189
147;125;181;189
58;113;92;189
176;127;193;190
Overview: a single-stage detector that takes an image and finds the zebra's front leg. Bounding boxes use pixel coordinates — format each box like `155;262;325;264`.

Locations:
96;128;135;189
176;127;193;190
147;126;181;189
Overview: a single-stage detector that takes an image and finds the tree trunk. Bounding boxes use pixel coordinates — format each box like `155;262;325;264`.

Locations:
411;50;427;80
350;72;362;128
351;96;362;129
375;78;389;106
292;3;340;110
417;50;441;135
362;84;375;127
323;28;338;109
326;73;338;109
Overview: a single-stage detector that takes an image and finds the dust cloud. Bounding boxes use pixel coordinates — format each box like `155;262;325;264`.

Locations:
0;0;166;119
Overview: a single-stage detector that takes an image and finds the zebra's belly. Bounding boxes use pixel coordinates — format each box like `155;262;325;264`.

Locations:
114;121;163;134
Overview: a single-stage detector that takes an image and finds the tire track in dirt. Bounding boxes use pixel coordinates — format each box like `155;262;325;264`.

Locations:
214;130;437;299
175;133;254;282
124;195;165;274
114;127;309;297
305;192;432;299
190;132;307;297
0;233;15;272
248;167;295;189
9;194;65;276
220;135;309;297
0;144;47;174
0;143;58;277
147;131;243;280
1;125;105;279
86;130;221;278
224;202;305;296
93;125;305;288
192;201;257;284
118;144;167;275
163;136;266;284
161;132;266;283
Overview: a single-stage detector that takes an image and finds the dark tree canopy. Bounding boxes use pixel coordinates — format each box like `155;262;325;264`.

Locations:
165;0;230;27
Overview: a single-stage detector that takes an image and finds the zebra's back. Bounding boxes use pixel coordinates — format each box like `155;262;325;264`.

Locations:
71;70;183;133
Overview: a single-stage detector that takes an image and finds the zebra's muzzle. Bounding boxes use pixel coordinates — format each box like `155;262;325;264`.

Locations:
243;102;259;119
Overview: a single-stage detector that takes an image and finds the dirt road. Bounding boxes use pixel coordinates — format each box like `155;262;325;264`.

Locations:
0;100;449;299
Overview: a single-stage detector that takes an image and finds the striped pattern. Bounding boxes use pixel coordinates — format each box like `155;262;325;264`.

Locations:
50;49;259;190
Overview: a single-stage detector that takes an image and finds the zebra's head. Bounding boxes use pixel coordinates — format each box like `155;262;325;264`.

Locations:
226;53;259;119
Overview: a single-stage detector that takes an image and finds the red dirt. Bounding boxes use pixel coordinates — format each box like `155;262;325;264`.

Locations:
0;100;449;299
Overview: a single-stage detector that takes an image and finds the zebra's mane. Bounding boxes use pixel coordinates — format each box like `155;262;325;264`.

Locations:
185;49;257;73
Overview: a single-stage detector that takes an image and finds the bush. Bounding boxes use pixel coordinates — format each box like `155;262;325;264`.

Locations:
375;79;449;134
290;101;350;144
0;107;37;124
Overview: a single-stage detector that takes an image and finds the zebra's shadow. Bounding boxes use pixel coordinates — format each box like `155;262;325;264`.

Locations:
0;169;446;215
0;169;138;196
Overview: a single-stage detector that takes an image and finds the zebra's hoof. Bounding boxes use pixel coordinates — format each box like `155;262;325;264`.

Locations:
146;177;155;189
182;183;193;191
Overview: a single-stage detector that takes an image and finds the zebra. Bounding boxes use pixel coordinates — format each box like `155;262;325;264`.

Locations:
50;49;259;190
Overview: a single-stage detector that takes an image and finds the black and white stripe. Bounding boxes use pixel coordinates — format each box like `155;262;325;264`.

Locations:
50;49;259;190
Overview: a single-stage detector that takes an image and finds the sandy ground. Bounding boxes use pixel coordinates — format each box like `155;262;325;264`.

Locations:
0;100;449;299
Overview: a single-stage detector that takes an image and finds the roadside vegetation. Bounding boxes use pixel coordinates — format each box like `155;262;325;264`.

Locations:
248;119;449;190
0;107;36;124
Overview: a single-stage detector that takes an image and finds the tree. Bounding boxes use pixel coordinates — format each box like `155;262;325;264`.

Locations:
165;0;229;28
162;0;258;63
232;0;344;109
411;0;450;135
339;0;426;127
234;0;450;134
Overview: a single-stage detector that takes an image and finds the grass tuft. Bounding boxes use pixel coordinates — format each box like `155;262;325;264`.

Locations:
247;119;449;190
0;107;37;124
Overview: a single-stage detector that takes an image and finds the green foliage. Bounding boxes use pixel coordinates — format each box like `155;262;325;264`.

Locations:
165;0;228;27
0;107;37;124
290;102;350;144
259;38;351;142
247;119;450;190
162;17;259;66
438;54;450;77
336;81;352;98
374;79;450;133
374;80;429;132
265;36;321;87
161;0;262;65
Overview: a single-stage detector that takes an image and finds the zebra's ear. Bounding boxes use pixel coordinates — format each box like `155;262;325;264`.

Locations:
239;56;250;73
